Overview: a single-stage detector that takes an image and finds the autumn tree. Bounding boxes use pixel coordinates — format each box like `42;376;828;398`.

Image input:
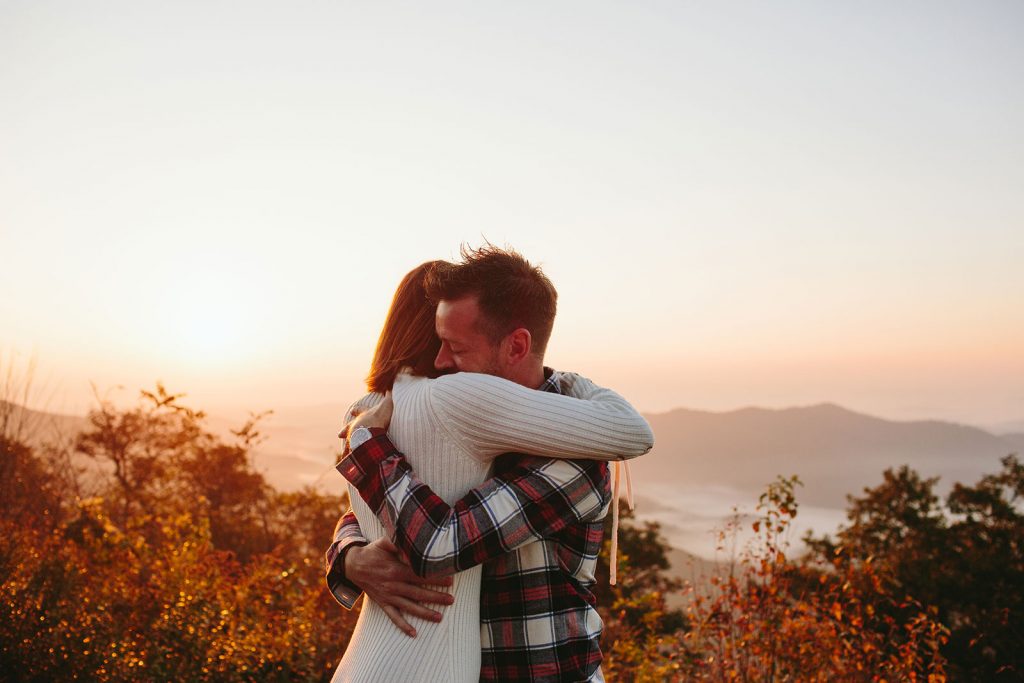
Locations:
806;456;1024;680
596;508;688;681
1;385;357;682
671;476;946;682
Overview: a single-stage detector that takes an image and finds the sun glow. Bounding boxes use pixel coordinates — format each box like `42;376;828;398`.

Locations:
150;257;262;366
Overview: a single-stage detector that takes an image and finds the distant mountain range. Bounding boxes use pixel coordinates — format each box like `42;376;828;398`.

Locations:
0;399;349;493
1;400;88;448
1001;432;1024;453
5;399;1021;543
631;403;1021;509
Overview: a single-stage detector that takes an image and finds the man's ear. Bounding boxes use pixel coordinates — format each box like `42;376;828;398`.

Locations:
503;328;533;365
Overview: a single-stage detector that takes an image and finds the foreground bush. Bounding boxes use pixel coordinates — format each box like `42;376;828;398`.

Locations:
682;476;948;682
0;386;356;682
598;476;949;682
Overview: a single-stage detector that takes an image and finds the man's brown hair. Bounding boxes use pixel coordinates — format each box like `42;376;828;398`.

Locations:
425;244;558;356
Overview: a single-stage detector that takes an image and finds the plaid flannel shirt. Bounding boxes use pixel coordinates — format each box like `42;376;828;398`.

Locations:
333;372;612;682
325;509;369;609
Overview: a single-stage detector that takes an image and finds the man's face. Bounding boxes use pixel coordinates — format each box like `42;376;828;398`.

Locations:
434;296;506;378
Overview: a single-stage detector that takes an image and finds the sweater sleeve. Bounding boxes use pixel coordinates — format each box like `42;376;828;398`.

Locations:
424;372;653;463
338;392;385;437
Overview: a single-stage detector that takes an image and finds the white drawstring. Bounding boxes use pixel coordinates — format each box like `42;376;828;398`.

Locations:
624;459;634;511
609;461;635;586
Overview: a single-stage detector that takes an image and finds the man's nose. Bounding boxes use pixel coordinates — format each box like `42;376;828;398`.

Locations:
435;346;454;370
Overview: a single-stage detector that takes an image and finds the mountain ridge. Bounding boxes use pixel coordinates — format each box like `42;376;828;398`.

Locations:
631;403;1017;509
5;399;1019;502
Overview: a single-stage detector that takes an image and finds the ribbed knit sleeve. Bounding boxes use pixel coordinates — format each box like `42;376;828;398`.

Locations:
341;392;385;425
421;372;653;463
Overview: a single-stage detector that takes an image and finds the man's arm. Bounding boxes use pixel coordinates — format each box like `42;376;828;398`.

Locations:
324;394;384;608
324;509;369;609
326;501;456;636
338;428;610;578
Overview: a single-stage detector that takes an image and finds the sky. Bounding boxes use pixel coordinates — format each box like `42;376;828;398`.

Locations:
2;1;1022;429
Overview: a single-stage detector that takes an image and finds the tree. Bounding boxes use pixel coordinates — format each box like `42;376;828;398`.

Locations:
666;476;947;682
75;384;208;524
1;385;358;682
596;509;688;681
805;456;1024;680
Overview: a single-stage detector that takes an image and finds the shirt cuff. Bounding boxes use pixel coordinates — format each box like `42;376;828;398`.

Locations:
348;426;373;451
336;427;392;486
325;537;369;609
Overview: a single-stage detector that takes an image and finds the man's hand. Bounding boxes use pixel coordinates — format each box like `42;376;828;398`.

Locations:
339;391;395;442
345;537;454;637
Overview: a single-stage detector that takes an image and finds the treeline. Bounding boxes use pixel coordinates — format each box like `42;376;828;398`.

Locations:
1;386;356;681
2;386;1022;681
597;462;1023;681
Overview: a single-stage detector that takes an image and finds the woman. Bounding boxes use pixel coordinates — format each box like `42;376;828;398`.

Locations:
331;260;651;682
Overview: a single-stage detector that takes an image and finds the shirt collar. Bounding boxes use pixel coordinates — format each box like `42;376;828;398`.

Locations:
538;367;561;395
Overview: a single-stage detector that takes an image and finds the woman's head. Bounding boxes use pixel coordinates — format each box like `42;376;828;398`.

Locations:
366;260;449;393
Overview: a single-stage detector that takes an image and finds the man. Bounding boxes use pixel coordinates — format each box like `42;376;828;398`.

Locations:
326;246;653;682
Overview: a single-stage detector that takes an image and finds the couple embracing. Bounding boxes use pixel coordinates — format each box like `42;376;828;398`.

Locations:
326;245;654;682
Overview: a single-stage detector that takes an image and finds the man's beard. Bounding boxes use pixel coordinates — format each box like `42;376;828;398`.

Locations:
456;351;504;378
480;351;506;379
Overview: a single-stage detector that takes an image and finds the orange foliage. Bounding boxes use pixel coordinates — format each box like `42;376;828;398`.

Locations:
0;387;357;682
2;384;989;681
599;477;949;682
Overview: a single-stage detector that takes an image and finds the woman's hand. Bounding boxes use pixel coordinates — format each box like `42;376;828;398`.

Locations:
339;392;394;444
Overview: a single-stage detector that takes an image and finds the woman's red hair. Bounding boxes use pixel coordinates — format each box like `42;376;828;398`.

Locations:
365;261;447;393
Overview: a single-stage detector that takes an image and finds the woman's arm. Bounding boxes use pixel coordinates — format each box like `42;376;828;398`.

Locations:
424;371;654;462
339;393;385;437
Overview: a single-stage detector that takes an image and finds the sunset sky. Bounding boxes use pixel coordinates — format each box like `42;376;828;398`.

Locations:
2;1;1022;428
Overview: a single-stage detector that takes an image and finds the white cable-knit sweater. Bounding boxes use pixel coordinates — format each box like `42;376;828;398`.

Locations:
331;370;653;683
